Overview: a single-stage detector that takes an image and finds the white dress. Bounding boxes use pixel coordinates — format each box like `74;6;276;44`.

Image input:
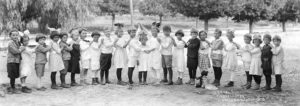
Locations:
239;44;254;72
127;38;141;67
222;42;238;72
90;41;101;70
138;45;150;72
114;37;128;69
48;41;65;72
272;46;284;75
249;47;262;75
172;40;186;72
20;46;36;77
147;37;162;70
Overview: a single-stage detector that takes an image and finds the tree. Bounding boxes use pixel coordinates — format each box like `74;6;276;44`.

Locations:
271;0;300;32
0;0;94;34
232;0;282;33
170;0;225;31
223;0;243;28
97;0;130;29
138;0;171;24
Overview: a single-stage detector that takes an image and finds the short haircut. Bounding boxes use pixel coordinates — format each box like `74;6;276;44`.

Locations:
60;32;68;38
215;29;222;35
9;29;19;37
227;30;235;38
273;35;281;42
199;30;207;36
244;34;252;40
35;34;46;42
263;34;272;40
151;27;160;33
190;28;198;34
50;31;60;39
175;30;184;37
20;35;29;45
163;25;171;32
91;32;101;37
79;28;87;34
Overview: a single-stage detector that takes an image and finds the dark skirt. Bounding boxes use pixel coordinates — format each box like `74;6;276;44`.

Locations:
187;57;198;69
68;57;80;74
100;53;112;71
7;63;20;79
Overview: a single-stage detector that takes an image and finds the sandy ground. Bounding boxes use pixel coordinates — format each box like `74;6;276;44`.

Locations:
0;28;300;106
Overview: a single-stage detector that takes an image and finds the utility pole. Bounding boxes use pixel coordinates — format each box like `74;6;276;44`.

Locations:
130;0;134;27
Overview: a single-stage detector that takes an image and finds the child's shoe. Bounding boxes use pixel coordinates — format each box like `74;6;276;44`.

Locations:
21;86;32;93
160;79;168;83
185;79;192;84
61;83;71;88
261;85;271;91
117;81;127;85
37;86;47;91
175;78;183;85
71;82;79;86
105;79;112;84
92;78;97;85
224;81;234;87
143;81;148;85
51;84;61;89
273;87;282;92
190;79;195;85
95;78;100;84
252;83;260;90
84;79;90;85
213;80;221;87
165;81;173;85
244;83;251;89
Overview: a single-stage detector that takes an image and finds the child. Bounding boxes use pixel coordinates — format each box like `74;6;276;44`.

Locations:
261;34;273;90
146;26;162;85
35;34;51;91
20;35;35;93
114;28;128;85
79;29;91;85
7;30;25;94
240;34;254;89
160;25;174;85
186;28;200;85
68;29;81;86
271;35;284;92
196;31;211;88
100;30;118;85
138;32;149;85
173;30;186;85
211;29;224;86
59;32;72;88
48;31;65;89
127;27;140;85
249;34;263;90
90;32;101;85
223;30;240;87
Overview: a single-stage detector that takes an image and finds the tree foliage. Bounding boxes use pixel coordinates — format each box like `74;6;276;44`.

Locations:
170;0;226;31
138;0;171;24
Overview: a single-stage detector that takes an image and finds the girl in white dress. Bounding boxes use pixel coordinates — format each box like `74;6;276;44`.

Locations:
48;31;65;89
127;27;141;85
138;32;149;85
146;26;162;85
271;35;284;92
173;30;186;85
90;32;101;85
223;30;240;87
20;35;36;93
114;29;128;85
240;34;254;89
249;34;263;90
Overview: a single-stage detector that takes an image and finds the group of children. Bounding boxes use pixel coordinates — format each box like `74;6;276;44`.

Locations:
5;23;284;94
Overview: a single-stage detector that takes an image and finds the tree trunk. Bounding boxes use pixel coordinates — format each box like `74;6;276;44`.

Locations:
204;19;209;32
249;19;254;33
159;15;163;24
112;13;115;30
282;21;286;32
